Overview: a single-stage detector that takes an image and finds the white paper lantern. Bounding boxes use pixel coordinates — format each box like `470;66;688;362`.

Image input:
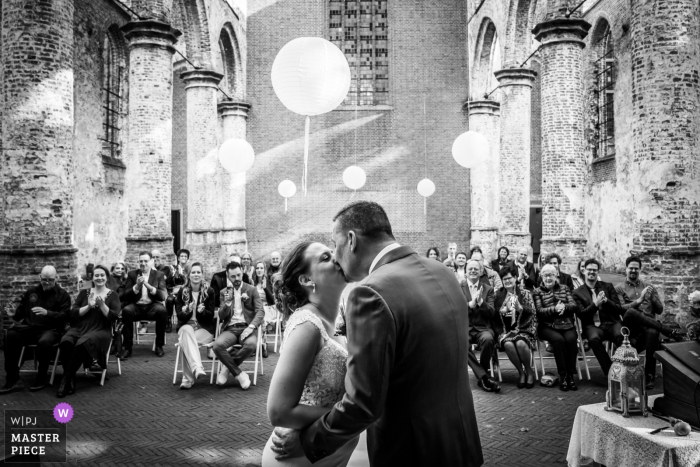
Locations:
271;38;352;117
343;166;366;191
452;131;490;169
218;139;255;174
278;180;297;212
417;178;436;197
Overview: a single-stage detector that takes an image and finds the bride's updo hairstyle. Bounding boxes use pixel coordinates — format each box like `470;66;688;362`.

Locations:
272;241;314;319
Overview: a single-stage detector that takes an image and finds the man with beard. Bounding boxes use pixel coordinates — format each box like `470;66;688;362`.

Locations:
513;247;538;291
615;255;685;388
266;251;283;281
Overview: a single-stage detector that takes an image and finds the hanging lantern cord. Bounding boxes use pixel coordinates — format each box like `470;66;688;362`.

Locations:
302;116;310;196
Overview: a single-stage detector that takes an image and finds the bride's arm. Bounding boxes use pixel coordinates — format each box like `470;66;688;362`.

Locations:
267;322;331;429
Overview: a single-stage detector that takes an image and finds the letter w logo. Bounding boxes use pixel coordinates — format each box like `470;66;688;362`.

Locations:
58;409;69;418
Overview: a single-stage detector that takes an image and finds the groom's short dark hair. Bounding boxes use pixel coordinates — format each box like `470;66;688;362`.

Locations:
333;201;395;239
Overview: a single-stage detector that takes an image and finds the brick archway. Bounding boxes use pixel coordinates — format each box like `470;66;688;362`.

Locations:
472;18;500;99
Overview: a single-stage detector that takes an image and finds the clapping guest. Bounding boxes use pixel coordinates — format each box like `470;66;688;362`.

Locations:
513;247;538;291
538;253;575;291
471;250;503;290
572;259;586;290
534;264;580;391
426;247;441;261
175;263;216;389
254;261;275;358
108;261;128;295
165;249;191;332
490;246;510;273
241;252;255;285
58;265;120;397
493;266;538;389
453;252;469;283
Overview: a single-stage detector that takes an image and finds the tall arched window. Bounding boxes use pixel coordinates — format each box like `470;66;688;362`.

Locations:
101;32;123;159
329;0;389;106
593;22;615;159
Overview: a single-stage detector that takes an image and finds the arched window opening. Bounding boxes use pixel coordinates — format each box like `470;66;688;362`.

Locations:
593;23;615;159
101;34;123;159
329;0;389;106
219;27;238;98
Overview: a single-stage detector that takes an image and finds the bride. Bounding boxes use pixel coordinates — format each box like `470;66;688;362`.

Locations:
262;241;359;467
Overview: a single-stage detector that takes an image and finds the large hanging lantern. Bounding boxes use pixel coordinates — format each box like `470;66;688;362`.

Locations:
605;327;648;417
218;139;255;174
452;131;490;169
343;166;366;191
271;37;351;195
278;180;297;213
417;178;436;214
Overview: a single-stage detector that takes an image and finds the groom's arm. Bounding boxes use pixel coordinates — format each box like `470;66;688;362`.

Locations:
300;285;396;463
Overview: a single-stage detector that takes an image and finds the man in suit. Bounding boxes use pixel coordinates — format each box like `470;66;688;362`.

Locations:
470;250;503;291
572;258;623;376
152;249;175;333
463;259;500;393
538;252;575;290
272;201;483;466
513;247;538;291
212;261;264;390
119;251;168;359
266;251;283;282
211;254;249;308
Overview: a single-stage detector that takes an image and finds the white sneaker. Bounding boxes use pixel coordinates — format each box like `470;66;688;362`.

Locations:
194;367;206;380
217;367;230;386
207;348;215;360
138;324;148;334
236;371;251;390
180;377;193;389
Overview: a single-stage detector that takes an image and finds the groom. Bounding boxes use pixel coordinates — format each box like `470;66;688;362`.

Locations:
272;201;483;466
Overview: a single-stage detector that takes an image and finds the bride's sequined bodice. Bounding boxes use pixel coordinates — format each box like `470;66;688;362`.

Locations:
282;309;348;408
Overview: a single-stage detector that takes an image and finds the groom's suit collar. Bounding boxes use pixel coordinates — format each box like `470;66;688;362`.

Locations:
369;244;415;274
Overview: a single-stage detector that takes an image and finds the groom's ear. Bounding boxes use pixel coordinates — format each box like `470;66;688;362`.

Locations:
348;231;357;253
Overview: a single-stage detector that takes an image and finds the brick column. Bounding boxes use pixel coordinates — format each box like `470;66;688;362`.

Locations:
494;68;537;252
629;0;700;320
532;17;591;272
466;100;500;261
122;20;179;264
181;70;224;277
0;0;78;339
218;100;251;261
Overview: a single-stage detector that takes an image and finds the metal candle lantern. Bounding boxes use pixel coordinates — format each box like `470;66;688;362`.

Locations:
605;327;648;417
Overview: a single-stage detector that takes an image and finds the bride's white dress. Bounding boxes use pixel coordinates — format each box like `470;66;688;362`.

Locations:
262;309;359;467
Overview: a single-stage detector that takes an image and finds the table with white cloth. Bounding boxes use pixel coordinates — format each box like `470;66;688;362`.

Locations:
567;395;700;467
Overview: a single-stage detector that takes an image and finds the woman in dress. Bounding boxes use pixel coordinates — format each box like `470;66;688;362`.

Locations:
255;261;276;358
175;262;217;389
492;265;537;388
262;241;359;467
490;246;511;273
58;265;120;397
426;247;440;261
453;252;469;282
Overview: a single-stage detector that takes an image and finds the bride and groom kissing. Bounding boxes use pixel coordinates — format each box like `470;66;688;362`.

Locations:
262;201;484;467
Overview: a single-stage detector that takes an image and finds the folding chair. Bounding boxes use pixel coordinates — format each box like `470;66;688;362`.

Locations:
274;311;283;353
134;320;166;351
84;323;122;386
536;338;584;380
173;315;221;385
493;346;539;383
216;325;264;385
18;344;61;384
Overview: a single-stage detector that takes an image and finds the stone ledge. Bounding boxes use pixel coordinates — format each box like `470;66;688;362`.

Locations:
631;247;700;256
333;105;394;111
186;228;246;233
591;154;615;165
126;235;174;242
0;245;79;255
101;155;127;169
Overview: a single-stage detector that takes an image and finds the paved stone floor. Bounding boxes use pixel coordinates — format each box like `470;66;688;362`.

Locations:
0;336;663;466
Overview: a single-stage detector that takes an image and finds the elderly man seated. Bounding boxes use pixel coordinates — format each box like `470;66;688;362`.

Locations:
1;266;71;394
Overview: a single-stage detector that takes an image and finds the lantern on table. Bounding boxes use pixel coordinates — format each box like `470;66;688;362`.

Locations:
605;327;648;417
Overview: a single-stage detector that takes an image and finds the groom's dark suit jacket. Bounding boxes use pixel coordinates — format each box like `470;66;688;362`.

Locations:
301;246;483;466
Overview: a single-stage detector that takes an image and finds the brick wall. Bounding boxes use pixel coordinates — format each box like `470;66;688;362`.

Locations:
246;0;470;261
172;64;189;238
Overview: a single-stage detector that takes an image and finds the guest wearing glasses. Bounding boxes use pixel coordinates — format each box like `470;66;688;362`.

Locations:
534;264;580;391
426;247;441;261
164;248;191;332
108;261;129;295
538;253;575;291
571;259;586;290
1;266;71;394
57;265;120;397
573;258;624;376
453;252;469;283
493;265;538;388
470;250;503;290
254;261;275;358
490;246;511;273
175;262;217;389
241;252;255;285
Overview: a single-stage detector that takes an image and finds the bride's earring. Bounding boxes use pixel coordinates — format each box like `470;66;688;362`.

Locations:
312;283;316;293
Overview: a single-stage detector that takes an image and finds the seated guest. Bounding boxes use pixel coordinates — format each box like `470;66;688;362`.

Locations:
108;261;128;295
683;291;700;342
493;265;538;389
57;265;120;397
164;248;191;332
266;251;283;282
212;261;265;390
426;247;441;261
152;249;175;333
0;266;71;394
534;264;580;391
490;246;510;273
119;251;168;359
175;262;216;389
254;261;275;358
573;258;624;376
538;253;575;290
513;247;538;291
616;256;684;388
462;260;500;392
241;252;255;285
211;254;249;307
470;250;503;290
571;259;586;290
453;252;469;283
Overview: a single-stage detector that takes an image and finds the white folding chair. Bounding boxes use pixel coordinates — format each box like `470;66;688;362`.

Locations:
536;336;585;380
217;325;264;385
173;315;221;385
134;320;166;350
274;311;283;353
18;344;61;384
493;346;539;383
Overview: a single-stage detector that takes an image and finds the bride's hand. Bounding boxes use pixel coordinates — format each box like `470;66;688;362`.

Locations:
271;426;303;460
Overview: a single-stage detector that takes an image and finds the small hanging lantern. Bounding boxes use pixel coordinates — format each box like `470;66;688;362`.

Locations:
605;327;648;417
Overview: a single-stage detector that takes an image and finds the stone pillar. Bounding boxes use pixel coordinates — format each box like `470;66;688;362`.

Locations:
466;100;500;261
629;0;700;321
218;100;251;261
494;68;537;252
532;16;591;273
0;0;78;341
122;20;179;265
182;70;224;277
